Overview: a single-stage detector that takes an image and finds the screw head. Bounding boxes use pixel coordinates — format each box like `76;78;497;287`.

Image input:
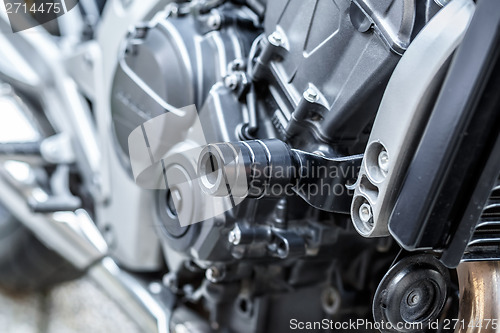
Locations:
205;266;223;283
229;59;245;71
359;202;373;224
207;13;221;30
228;226;242;245
304;87;318;103
268;31;283;46
321;287;341;315
224;74;239;90
163;272;177;286
168;3;179;17
378;149;389;173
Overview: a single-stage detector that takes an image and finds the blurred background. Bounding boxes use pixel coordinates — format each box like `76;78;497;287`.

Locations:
0;278;140;333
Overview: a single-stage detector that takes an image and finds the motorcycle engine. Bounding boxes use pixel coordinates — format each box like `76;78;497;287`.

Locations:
110;0;444;331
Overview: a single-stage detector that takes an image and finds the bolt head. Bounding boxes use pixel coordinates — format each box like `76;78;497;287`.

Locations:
207;14;221;30
229;59;245;71
163;274;177;287
359;202;373;224
167;3;180;16
228;226;242;245
321;287;341;314
224;74;239;90
206;266;220;281
268;31;283;46
378;149;389;173
304;87;318;103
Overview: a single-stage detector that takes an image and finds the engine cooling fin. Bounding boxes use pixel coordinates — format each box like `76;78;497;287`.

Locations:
463;176;500;261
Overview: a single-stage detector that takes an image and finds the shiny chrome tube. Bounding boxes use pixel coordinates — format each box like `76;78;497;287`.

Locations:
89;258;172;333
456;261;500;333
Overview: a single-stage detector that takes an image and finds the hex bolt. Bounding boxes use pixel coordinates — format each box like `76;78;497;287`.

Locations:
207;13;222;30
268;31;284;47
167;2;180;16
228;225;242;245
359;202;373;224
224;74;239;90
205;266;224;283
163;272;178;289
304;87;318;103
229;59;245;72
378;149;389;173
129;25;148;39
321;287;341;315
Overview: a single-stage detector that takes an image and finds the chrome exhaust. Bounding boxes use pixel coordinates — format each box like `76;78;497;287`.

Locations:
456;261;500;333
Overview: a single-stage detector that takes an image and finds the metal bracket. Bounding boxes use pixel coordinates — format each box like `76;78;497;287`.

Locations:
350;0;475;237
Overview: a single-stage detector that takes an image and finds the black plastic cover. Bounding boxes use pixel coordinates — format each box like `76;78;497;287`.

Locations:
389;0;500;268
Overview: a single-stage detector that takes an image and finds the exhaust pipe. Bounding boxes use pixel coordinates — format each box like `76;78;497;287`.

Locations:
455;261;500;333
